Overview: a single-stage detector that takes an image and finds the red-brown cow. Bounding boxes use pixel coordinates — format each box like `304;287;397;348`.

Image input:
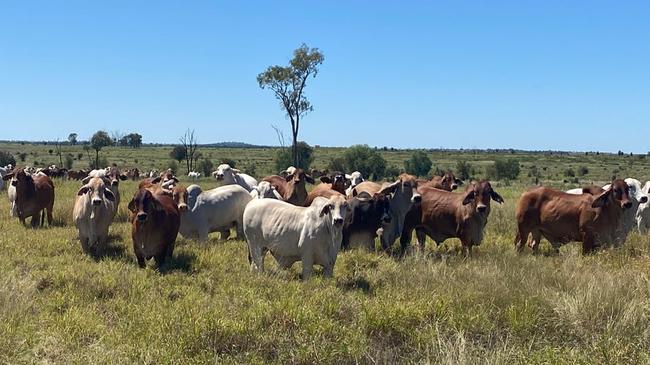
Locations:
263;168;315;206
515;179;632;254
304;172;347;206
2;168;55;227
401;180;503;256
128;188;180;268
418;171;463;191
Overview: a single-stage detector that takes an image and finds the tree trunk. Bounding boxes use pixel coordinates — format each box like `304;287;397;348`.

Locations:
95;150;99;169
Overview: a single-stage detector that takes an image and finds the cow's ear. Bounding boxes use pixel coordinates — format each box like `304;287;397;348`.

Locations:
462;190;476;205
490;190;504;204
232;168;241;174
320;176;332;184
104;188;116;201
81;176;91;184
455;178;464;186
2;172;14;181
592;189;611;208
320;203;333;217
352;188;358;197
284;173;294;182
305;174;315;184
379;180;400;195
128;198;136;212
151;177;162;184
77;186;90;196
119;174;128;181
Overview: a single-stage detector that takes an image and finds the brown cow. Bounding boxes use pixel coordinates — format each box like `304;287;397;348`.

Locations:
128;188;180;268
304;172;347;206
418;171;463;191
2;168;55;227
126;168;141;181
401;180;504;256
68;170;89;181
263;168;315;206
515;179;632;255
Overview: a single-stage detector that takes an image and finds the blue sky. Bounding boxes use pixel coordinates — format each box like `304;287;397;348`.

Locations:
1;1;648;152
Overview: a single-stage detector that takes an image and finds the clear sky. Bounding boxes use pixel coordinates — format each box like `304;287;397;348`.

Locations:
1;1;648;152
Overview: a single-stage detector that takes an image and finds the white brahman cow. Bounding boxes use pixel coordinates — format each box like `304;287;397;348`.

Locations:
345;171;365;197
173;184;252;241
249;181;283;200
73;177;116;256
638;181;650;234
243;195;348;280
212;164;258;192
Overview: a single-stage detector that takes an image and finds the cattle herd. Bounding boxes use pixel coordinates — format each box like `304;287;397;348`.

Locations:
1;162;650;279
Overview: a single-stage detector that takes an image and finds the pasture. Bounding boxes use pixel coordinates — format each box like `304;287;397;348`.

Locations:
1;146;650;364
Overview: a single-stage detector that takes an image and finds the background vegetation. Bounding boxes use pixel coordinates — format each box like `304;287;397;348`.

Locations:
1;142;650;363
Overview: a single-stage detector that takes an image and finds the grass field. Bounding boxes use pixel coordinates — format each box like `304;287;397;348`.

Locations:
1;145;650;363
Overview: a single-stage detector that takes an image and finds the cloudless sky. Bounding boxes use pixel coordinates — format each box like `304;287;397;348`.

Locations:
1;1;649;152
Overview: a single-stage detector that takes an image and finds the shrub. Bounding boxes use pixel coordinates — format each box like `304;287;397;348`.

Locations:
274;141;314;172
88;157;108;170
344;144;386;180
456;160;472;180
487;159;520;181
219;158;237;168
384;165;401;180
327;157;346;173
64;155;74;170
578;166;589;176
564;168;575;177
168;161;178;174
0;151;16;167
198;159;214;176
18;153;27;162
404;151;432;177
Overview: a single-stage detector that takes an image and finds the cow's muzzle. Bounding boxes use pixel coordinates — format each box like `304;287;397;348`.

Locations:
477;205;487;213
216;174;224;180
178;203;189;212
622;201;632;209
640;196;649;204
137;212;148;222
92;199;102;206
382;213;391;223
10;180;17;187
451;184;458;190
111;180;119;186
333;218;344;226
411;194;422;203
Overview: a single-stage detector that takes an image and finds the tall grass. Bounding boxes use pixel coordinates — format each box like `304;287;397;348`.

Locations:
0;176;649;363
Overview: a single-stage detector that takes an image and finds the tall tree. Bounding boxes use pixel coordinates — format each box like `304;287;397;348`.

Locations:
169;146;187;164
90;131;113;169
128;133;143;148
180;129;198;174
257;44;324;166
68;133;78;145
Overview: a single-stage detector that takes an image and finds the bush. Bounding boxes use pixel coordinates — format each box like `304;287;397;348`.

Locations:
89;157;109;170
456;160;472;180
404;151;432;177
344;144;386;180
244;163;257;177
578;166;589;176
274;141;314;172
384;165;401;180
168;161;178;174
486;158;520;181
564;168;575;177
219;158;237;168
64;155;74;170
18;153;27;162
0;151;16;167
198;159;214;176
327;157;346;173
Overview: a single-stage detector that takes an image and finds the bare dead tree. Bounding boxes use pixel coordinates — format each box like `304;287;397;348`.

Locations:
180;129;199;174
271;124;286;147
111;130;126;147
54;139;63;167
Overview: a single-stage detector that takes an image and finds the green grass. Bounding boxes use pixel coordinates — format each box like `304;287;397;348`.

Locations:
1;146;650;363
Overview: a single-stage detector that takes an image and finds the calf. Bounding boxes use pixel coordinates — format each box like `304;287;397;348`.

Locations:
128;188;180;268
6;174;17;217
353;173;421;250
515;179;632;254
249;181;283;200
243;195;348;279
2;168;55;227
345;171;364;197
68;170;90;181
73;177;116;255
342;192;391;250
419;171;463;191
263;168;315;206
639;181;650;234
171;184;252;241
304;172;347;206
212;164;258;192
401;181;503;256
188;171;201;180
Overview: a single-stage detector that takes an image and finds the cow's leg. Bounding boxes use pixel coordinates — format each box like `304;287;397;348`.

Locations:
514;226;529;253
136;255;146;268
581;234;595;255
400;224;413;251
462;244;472;258
31;214;39;228
415;228;427;252
46;204;54;226
235;220;245;240
529;230;542;254
248;244;264;272
219;229;231;241
80;236;91;254
323;262;335;278
301;255;314;280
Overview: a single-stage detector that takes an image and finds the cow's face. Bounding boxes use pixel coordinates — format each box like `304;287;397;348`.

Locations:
171;186;189;212
106;167;127;187
594;179;633;209
77;177;115;206
399;174;421;203
128;189;158;223
462;180;504;213
373;193;392;224
286;169;315;186
346;172;364;188
320;195;348;227
213;164;233;180
441;172;462;191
